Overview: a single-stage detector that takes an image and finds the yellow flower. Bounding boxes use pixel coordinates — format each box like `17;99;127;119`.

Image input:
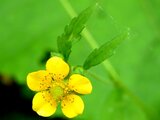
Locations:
27;56;92;118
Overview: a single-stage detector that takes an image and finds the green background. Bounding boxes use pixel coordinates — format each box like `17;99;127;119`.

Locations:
0;0;160;120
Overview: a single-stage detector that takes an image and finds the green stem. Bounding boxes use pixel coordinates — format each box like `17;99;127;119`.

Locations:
59;0;153;118
84;70;111;85
59;0;120;83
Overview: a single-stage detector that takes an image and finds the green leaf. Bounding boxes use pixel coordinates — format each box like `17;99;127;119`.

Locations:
83;30;129;70
50;52;64;59
57;5;95;61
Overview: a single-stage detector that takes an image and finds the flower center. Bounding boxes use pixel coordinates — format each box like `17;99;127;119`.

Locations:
50;86;64;101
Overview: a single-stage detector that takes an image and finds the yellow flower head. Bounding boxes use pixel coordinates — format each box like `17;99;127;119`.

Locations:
27;56;92;118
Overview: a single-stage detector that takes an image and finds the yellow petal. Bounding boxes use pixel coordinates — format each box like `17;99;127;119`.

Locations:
69;74;92;94
27;70;52;91
32;91;57;117
61;94;84;118
46;56;69;81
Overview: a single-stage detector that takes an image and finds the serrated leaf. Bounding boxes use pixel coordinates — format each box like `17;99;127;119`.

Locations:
57;5;95;61
83;31;129;69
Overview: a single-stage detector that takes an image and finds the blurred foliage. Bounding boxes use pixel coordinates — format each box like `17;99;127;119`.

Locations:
0;0;160;120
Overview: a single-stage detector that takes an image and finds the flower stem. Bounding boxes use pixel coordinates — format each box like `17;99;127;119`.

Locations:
59;0;154;118
84;70;111;85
